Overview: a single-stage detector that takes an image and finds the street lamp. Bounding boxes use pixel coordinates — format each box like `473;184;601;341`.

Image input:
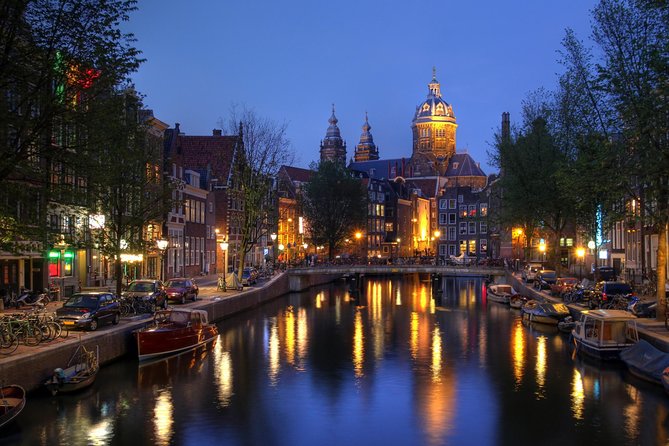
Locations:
156;239;168;282
539;241;546;264
433;229;441;258
576;247;585;279
219;239;229;274
396;237;401;259
270;233;277;268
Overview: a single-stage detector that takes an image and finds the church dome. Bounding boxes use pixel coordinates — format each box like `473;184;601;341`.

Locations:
413;68;455;123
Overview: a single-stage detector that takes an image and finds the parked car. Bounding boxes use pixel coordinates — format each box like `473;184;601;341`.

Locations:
550;277;579;296
521;263;543;282
590;281;634;308
122;279;167;309
594;266;617;282
164;278;199;304
56;292;121;331
241;267;258;286
534;270;557;290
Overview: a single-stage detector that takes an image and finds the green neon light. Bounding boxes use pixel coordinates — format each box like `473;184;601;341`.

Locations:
63;251;74;258
48;251;61;259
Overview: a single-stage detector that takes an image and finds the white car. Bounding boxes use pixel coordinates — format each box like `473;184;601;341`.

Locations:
521;263;543;282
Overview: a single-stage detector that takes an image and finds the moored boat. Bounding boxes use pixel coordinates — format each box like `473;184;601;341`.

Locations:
571;309;639;361
487;284;514;304
620;339;669;385
44;344;99;396
134;308;218;361
521;300;570;325
510;295;528;309
0;385;25;429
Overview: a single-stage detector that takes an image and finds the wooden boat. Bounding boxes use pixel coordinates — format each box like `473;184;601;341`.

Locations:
620;339;669;385
487;284;514;304
44;344;99;396
134;308;218;361
571;309;639;361
0;385;25;429
510;295;528;309
520;300;570;325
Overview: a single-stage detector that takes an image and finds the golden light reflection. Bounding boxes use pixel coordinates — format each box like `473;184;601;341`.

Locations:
268;318;280;385
431;326;442;383
535;336;547;397
297;308;308;370
410;311;419;359
88;420;113;446
213;341;233;407
353;310;364;378
623;385;641;437
153;390;173;445
284;306;295;366
511;319;525;388
571;368;584;420
315;291;323;308
395;286;402;306
419;283;428;311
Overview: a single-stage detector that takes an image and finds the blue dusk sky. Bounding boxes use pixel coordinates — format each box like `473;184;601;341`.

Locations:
126;0;598;174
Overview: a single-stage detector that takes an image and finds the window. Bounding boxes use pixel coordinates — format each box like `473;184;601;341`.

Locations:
453;162;459;170
480;222;487;234
448;226;456;241
449;199;456;209
439;213;448;225
459;205;468;218
458;194;464;203
448;213;456;224
439;199;448;209
468;205;476;217
480;239;488;254
448;245;457;256
468;222;476;234
468;240;476;255
385;222;394;232
459;240;467;254
480;203;488;217
459;222;467;235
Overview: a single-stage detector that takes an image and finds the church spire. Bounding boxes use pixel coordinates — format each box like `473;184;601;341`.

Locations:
353;112;379;162
428;66;441;98
320;103;347;164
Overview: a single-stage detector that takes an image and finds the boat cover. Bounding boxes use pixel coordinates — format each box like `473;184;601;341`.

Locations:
620;339;669;383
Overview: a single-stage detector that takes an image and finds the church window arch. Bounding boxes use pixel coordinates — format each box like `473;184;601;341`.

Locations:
422;104;430;112
436;104;444;115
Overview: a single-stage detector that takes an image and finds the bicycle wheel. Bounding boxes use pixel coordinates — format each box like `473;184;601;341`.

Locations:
21;326;42;346
58;322;69;339
47;321;61;340
0;332;18;354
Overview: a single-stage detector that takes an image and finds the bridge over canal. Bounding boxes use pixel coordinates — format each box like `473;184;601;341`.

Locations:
285;264;507;291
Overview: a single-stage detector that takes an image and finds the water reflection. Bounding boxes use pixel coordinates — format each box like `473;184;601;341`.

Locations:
153;390;173;445
9;276;669;446
512;319;525;388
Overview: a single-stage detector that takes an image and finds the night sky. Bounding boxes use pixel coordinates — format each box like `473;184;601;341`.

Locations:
125;0;598;173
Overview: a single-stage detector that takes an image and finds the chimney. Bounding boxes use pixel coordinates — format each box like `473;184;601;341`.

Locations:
175;122;180;134
501;112;510;143
213;129;222;136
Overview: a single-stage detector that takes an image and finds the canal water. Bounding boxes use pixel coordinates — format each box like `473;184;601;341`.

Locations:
2;275;669;446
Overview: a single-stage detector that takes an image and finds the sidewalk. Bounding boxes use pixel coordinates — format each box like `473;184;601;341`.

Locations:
507;270;669;349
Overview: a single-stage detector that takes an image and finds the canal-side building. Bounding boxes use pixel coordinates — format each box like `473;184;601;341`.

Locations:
436;186;489;261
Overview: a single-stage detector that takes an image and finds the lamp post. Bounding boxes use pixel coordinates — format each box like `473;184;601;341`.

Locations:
396;237;401;260
156;239;168;282
539;241;546;265
433;229;441;259
219;239;229;274
270;233;277;268
576;247;585;279
278;244;284;270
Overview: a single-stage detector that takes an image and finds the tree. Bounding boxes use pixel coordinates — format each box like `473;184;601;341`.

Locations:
559;0;669;317
301;160;367;260
221;106;293;278
0;0;142;253
85;92;171;296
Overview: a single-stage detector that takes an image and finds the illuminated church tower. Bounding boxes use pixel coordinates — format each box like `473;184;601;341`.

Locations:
410;68;458;176
320;104;347;164
353;112;379;162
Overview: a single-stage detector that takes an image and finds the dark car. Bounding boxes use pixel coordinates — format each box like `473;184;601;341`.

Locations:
56;292;120;331
241;267;258;286
122;279;167;309
534;270;557;290
164;278;198;304
590;281;634;308
594;266;617;282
